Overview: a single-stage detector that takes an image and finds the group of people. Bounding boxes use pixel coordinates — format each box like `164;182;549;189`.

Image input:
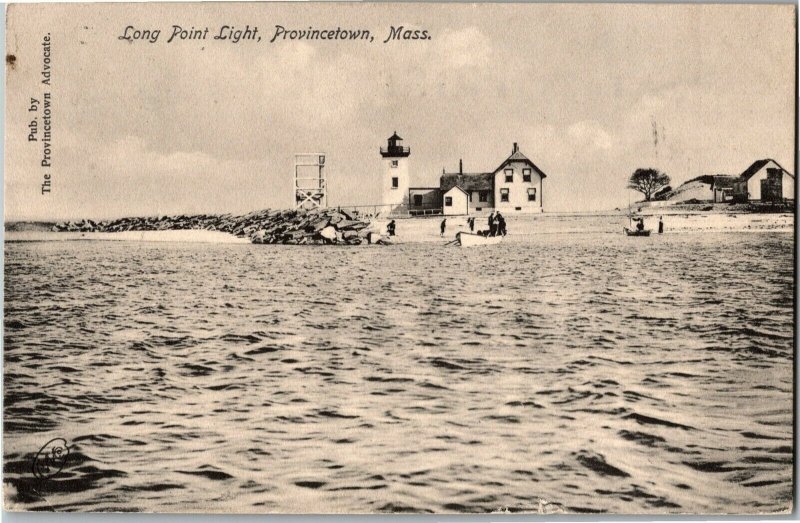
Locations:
440;212;508;237
391;212;667;240
486;212;507;237
633;215;665;233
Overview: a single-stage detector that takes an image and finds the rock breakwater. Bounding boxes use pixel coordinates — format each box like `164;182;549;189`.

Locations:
50;208;377;245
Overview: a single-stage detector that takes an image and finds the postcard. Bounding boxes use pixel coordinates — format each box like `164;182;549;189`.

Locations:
4;1;795;514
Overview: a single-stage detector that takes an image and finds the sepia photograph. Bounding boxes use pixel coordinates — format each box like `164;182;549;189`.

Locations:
3;1;796;514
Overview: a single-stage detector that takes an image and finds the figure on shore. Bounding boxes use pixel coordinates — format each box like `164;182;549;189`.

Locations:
658;216;664;234
488;212;496;236
440;218;447;237
497;213;507;236
492;213;503;236
636;217;645;232
387;220;396;237
468;217;475;232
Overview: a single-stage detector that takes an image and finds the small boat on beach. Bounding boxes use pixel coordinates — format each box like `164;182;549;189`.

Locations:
367;231;398;245
623;227;651;237
456;232;503;247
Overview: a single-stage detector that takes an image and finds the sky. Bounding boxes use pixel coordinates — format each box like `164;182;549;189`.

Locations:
6;3;796;220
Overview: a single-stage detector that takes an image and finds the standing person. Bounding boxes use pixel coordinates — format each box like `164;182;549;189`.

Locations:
658;216;664;234
488;211;496;236
468;217;475;232
497;213;507;236
636;217;645;232
387;220;396;236
440;218;447;237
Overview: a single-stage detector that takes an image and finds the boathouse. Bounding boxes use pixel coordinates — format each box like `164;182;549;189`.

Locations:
733;159;795;202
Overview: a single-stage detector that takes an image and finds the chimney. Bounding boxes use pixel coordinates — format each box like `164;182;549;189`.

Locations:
513;142;518;154
459;159;463;174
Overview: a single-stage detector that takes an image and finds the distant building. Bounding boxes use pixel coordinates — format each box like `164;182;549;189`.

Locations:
661;174;737;203
733;159;794;202
408;186;442;214
408;143;547;216
711;176;737;202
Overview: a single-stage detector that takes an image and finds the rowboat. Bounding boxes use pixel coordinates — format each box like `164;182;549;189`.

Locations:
456;232;503;246
623;227;651;237
367;232;398;245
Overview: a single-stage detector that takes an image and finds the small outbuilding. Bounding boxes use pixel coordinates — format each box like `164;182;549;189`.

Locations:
440;171;495;214
711;175;737;202
442;186;469;216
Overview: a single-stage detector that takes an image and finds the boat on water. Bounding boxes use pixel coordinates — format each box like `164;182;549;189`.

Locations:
623;227;651;237
456;232;503;247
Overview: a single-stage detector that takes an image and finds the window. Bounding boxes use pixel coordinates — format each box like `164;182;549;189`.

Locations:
500;188;509;202
479;191;488;202
391;160;398;168
445;196;453;207
523;168;532;182
528;188;536;201
413;194;423;206
504;169;513;182
392;177;399;188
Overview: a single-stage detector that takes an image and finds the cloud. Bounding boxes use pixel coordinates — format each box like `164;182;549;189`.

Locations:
4;3;794;220
567;121;615;151
105;136;217;176
436;27;491;68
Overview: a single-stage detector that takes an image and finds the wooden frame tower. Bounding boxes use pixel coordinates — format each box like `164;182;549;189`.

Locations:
294;153;327;210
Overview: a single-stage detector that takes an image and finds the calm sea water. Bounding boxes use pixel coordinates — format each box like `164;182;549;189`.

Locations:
3;231;794;513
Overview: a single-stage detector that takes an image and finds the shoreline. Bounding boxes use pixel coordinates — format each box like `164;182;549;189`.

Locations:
5;211;793;244
4;230;252;244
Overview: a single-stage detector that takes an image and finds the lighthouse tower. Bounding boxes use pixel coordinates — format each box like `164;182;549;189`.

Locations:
379;132;410;213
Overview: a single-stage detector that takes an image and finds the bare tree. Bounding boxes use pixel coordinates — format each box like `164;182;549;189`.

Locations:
628;168;671;201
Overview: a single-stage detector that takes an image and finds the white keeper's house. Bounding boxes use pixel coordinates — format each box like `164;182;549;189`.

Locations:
387;138;546;216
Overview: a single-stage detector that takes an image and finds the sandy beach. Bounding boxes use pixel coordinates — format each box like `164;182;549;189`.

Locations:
4;229;252;244
5;211;793;244
372;211;794;244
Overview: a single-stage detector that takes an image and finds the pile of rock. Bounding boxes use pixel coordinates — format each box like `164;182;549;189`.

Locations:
246;208;376;245
51;208;379;245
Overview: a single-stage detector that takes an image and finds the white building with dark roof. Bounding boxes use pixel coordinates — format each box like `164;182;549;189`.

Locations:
407;143;547;216
732;159;794;202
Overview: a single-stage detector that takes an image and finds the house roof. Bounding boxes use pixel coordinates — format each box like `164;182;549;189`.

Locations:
440;173;494;193
739;159;794;181
711;175;737;189
493;148;548;178
677;174;736;192
443;185;469;196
